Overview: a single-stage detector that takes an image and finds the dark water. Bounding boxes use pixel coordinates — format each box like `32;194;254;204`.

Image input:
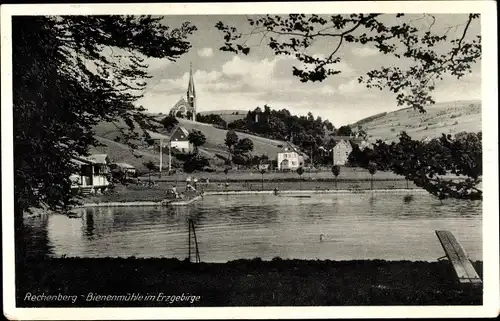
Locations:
24;193;482;262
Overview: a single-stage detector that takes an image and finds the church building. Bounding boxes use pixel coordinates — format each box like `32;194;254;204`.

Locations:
169;63;197;121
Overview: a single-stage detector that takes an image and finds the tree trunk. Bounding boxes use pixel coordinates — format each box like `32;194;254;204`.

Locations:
261;175;264;191
371;177;373;190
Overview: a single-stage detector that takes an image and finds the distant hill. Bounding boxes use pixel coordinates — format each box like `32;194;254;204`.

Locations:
352;100;481;143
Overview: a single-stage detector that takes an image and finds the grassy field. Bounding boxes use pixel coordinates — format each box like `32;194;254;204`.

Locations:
92;117;287;171
175;118;286;157
17;257;482;307
143;167;406;182
355;100;481;143
82;178;418;204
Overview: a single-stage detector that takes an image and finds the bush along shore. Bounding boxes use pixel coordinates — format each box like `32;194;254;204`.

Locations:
17;257;482;307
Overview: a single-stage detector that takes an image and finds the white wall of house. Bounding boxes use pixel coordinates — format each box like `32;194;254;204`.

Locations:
92;174;109;187
277;152;302;170
70;164;110;189
333;140;352;165
170;140;193;153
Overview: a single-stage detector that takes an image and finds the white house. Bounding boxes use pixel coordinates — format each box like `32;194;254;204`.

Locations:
332;139;352;165
277;142;305;171
331;136;368;165
70;154;111;192
169;126;193;153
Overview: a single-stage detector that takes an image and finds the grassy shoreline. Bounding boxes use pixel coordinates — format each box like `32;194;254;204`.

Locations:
17;257;482;307
82;180;420;204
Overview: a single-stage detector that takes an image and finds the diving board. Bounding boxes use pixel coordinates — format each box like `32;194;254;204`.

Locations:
435;230;482;285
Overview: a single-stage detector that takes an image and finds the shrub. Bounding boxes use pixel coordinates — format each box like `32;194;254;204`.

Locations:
403;194;414;203
183;154;209;173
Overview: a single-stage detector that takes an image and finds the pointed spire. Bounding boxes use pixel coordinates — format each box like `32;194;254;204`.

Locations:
187;62;196;99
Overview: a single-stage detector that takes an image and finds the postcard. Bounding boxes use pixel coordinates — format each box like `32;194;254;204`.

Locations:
1;1;498;320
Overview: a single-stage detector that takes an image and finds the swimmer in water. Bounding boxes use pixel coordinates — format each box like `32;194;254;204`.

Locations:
320;234;324;242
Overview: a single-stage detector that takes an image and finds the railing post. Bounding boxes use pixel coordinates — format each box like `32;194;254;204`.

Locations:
188;219;191;262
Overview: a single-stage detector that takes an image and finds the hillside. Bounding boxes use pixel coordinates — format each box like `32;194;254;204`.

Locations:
92;116;287;170
352;100;481;143
90;136;161;170
175;118;286;157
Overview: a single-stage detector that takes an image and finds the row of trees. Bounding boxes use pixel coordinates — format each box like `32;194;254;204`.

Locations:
162;105;367;168
226;106;367;165
348;131;482;200
196;113;227;128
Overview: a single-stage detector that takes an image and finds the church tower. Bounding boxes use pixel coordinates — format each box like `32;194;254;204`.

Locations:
187;62;196;121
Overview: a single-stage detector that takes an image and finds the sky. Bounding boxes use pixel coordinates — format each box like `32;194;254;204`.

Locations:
135;14;481;127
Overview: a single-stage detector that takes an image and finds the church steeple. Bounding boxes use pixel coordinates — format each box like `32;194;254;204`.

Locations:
187;62;196;121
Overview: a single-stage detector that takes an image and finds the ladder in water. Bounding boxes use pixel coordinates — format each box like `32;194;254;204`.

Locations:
188;219;201;263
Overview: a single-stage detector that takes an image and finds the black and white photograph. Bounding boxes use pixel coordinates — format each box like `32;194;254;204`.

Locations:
1;2;498;320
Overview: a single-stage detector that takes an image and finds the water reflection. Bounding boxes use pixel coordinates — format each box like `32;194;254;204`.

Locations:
85;210;95;239
24;193;482;262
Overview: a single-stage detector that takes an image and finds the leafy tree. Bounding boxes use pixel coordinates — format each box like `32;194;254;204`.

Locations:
296;166;305;190
13;15;195;261
224;130;239;160
176;110;185;118
143;160;157;182
143;132;155;146
232;154;251;167
356;125;368;140
161;115;179;132
187;130;206;153
337;125;353;137
324;120;335;132
186;110;193;120
331;165;340;189
216;13;480;113
367;162;378;190
234;138;254;155
183;154;209;173
365;131;482;200
196;113;227;128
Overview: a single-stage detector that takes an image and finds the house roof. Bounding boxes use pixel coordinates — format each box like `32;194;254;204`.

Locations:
280;141;299;153
73;154;105;165
87;154;109;164
115;162;135;169
71;158;93;166
176;126;190;137
330;135;363;143
146;130;171;141
279;141;309;159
